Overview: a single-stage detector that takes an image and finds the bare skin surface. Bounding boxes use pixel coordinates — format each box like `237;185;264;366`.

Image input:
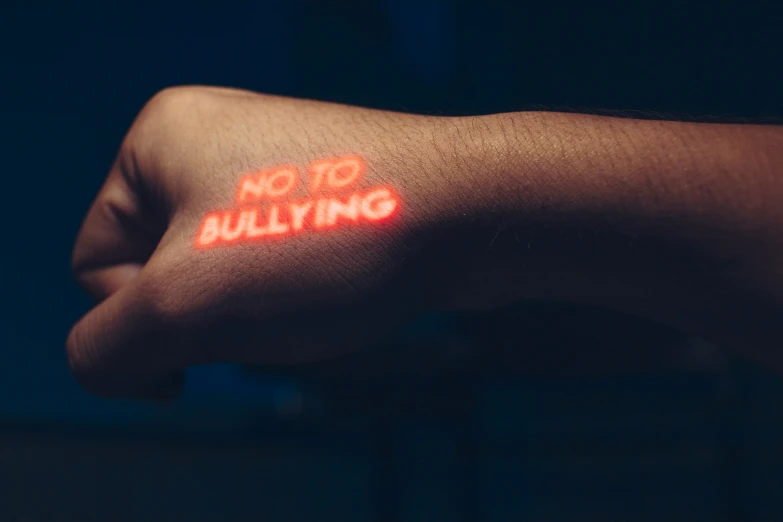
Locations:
68;86;783;401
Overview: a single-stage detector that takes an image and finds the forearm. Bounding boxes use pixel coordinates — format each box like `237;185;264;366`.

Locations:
428;112;783;357
67;86;783;400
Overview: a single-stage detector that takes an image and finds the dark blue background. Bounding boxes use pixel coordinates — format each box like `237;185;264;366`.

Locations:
2;2;782;520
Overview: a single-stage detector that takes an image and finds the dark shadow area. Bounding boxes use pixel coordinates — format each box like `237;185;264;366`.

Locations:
2;2;782;520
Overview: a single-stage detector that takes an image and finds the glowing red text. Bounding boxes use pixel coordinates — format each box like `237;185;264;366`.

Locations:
308;155;365;193
237;165;298;202
196;155;399;247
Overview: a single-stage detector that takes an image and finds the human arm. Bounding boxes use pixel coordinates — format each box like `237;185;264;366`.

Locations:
430;112;783;366
67;86;783;400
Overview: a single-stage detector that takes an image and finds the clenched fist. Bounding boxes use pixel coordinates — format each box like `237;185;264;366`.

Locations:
69;86;783;401
68;86;464;401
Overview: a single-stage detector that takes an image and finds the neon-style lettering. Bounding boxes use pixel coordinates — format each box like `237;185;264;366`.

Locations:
237;166;298;203
265;167;298;198
290;201;313;231
236;175;265;203
308;164;327;193
266;205;289;235
246;209;268;237
196;155;400;248
330;157;364;188
326;194;360;226
361;187;397;221
198;214;221;246
315;198;328;228
221;211;248;241
308;155;365;192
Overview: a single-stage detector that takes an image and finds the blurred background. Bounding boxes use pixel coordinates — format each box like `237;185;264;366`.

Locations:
2;2;782;521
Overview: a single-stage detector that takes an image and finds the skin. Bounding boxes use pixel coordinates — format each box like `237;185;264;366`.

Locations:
68;86;783;401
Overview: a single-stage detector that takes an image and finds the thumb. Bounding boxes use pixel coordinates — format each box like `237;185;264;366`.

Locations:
71;156;165;301
66;275;186;402
69;155;182;401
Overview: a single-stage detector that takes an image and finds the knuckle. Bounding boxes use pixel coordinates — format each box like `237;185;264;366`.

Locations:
141;85;212;123
148;85;202;108
127;86;215;174
139;273;188;328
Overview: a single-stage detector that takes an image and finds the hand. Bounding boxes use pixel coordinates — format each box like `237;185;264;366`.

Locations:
69;86;783;401
68;86;454;401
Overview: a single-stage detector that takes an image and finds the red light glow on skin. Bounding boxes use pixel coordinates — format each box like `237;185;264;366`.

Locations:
197;187;399;247
308;155;365;193
236;165;299;203
196;155;400;248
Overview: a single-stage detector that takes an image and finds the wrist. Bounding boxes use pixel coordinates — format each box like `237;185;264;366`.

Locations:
420;111;783;365
423;112;712;313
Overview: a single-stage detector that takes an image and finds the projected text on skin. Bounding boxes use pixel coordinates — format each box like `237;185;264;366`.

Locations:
196;155;400;247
